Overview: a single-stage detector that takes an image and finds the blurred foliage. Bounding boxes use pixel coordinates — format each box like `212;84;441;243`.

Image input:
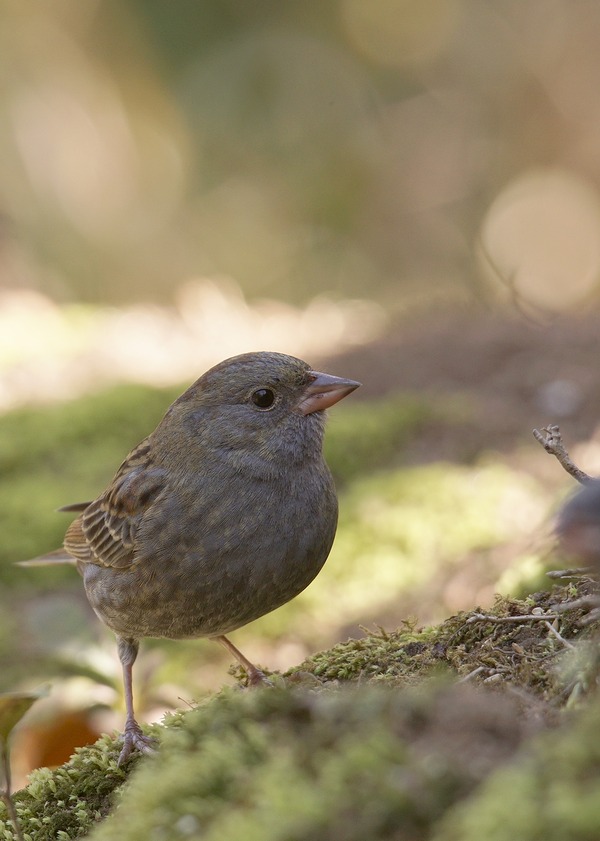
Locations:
0;691;47;746
0;689;48;841
0;383;179;576
4;2;600;311
324;396;437;484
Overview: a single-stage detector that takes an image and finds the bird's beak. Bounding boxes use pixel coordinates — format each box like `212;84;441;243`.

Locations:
297;371;361;415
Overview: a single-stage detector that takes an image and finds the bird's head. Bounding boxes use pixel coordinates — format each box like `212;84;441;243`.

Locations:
155;351;360;467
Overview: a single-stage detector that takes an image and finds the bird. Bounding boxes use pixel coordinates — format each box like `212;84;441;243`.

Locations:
556;479;600;569
24;351;360;763
554;479;600;625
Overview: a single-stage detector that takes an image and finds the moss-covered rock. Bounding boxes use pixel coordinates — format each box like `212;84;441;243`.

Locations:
0;580;597;841
89;683;528;841
0;683;526;841
0;733;133;840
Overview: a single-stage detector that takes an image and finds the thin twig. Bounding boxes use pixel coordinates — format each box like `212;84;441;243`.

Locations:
543;620;575;650
554;594;600;626
476;236;547;325
546;567;591;579
532;425;592;485
555;595;600;613
457;665;487;683
0;742;25;841
466;612;560;625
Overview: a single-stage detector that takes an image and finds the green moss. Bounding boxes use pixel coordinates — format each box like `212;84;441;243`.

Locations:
293;581;599;703
1;579;598;841
88;683;526;841
324;395;441;485
0;733;139;840
434;700;600;841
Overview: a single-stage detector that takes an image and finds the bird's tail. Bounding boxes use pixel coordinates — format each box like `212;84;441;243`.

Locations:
17;549;77;567
17;500;90;567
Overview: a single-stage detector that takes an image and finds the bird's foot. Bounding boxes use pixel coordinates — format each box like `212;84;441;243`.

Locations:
214;635;274;689
117;719;158;765
245;664;273;688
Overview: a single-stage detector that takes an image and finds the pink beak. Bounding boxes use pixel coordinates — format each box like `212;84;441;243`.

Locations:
298;370;361;415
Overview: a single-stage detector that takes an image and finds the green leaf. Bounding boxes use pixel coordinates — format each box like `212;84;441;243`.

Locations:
0;688;49;744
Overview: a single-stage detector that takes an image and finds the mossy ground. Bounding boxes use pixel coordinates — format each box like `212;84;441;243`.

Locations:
1;578;598;841
0;735;130;841
293;579;598;703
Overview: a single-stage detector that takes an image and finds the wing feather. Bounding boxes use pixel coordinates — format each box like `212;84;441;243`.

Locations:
64;437;167;570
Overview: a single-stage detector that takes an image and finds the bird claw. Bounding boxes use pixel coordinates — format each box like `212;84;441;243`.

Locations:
117;721;158;765
246;666;273;688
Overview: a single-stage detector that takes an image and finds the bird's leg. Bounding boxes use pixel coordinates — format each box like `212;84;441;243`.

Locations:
116;636;157;764
214;635;271;687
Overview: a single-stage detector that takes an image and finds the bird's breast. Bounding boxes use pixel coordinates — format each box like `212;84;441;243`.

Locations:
82;459;338;640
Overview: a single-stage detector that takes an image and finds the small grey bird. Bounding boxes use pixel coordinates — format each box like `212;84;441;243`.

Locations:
27;352;360;762
557;479;600;567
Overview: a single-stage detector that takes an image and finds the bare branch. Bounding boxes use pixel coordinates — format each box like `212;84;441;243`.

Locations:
543;620;575;650
466;612;560;625
457;665;487;683
546;568;591;579
532;425;592;485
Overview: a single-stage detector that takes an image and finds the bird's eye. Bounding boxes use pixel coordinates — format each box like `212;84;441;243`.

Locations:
251;388;276;409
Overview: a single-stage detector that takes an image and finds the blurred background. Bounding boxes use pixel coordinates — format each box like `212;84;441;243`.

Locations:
3;0;600;781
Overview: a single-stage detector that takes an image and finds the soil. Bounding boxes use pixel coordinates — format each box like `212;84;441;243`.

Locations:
323;307;600;466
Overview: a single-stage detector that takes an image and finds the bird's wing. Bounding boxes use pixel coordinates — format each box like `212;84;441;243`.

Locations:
64;438;167;570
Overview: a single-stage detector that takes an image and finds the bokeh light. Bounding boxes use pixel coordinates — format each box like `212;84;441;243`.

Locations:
340;0;463;68
480;168;600;312
0;280;386;410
